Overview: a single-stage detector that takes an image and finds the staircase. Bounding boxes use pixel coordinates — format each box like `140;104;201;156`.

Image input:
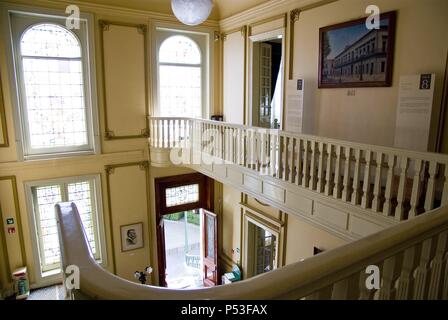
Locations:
56;201;448;299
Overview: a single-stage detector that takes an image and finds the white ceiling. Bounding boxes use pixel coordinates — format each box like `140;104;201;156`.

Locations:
72;0;271;20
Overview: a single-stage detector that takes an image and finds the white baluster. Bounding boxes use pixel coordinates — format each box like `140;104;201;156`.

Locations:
309;141;317;190
413;238;433;299
302;140;309;188
396;246;416;300
383;154;396;216
342;147;352;202
409;159;424;218
424;161;438;212
428;231;448;299
372;152;384;212
325;144;334;196
361;150;372;209
351;149;362;205
395;156;409;221
333;145;342;199
317;142;325;193
378;256;396;300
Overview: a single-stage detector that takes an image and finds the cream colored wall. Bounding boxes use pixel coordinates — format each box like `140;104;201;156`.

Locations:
0;0;219;294
294;0;448;149
285;213;348;265
221;184;242;264
221;184;347;273
220;0;448;150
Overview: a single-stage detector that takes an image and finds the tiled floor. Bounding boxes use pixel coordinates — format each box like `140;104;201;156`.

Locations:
27;285;65;300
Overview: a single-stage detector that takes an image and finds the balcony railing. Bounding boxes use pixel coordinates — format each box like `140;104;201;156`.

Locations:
149;117;448;223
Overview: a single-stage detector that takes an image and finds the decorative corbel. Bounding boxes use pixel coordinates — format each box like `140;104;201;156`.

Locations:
289;9;301;80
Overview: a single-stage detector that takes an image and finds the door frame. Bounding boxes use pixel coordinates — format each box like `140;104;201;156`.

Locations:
154;173;214;287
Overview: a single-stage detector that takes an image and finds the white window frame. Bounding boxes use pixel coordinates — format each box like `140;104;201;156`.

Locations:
25;174;107;287
152;23;213;120
2;4;100;160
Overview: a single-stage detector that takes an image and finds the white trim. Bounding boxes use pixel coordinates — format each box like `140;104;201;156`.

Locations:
24;174;107;288
247;28;285;129
1;3;100;161
220;0;319;31
151;21;215;120
242;207;281;279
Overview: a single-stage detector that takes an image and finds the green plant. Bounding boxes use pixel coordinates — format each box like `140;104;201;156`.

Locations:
187;211;200;226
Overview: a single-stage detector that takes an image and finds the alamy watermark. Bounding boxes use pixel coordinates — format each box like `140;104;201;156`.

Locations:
65;5;80;30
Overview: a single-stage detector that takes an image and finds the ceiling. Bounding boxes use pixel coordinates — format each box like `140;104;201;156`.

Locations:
72;0;271;20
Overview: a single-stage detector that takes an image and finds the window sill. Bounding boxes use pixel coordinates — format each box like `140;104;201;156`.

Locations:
23;150;97;162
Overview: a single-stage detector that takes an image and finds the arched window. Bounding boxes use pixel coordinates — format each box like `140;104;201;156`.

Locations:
20;24;88;150
158;35;203;118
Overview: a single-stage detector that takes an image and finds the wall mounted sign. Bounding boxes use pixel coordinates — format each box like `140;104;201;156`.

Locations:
285;79;304;133
394;74;436;151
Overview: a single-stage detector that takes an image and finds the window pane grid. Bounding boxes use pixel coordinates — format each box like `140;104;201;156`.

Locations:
165;184;199;207
35;186;62;267
67;181;97;255
33;178;101;272
19;23;90;153
158;34;203;118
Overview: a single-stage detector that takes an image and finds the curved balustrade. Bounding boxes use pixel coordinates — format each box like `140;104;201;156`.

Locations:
56;202;448;300
149;117;448;223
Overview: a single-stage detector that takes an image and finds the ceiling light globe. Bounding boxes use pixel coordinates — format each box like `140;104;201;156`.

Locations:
171;0;213;26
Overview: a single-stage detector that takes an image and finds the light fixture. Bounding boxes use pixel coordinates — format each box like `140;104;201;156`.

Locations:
171;0;213;26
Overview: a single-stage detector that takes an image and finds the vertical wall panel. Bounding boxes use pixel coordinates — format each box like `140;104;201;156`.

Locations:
223;31;245;125
107;163;152;283
100;22;149;139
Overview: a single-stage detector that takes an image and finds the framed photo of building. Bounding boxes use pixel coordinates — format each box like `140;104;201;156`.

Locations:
318;11;396;88
120;222;144;252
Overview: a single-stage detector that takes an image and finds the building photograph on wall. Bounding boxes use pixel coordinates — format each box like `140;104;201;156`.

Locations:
319;11;396;88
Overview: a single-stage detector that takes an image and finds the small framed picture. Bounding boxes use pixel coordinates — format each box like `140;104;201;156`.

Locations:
120;223;144;252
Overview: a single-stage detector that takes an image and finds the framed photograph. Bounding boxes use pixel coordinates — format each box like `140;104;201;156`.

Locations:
318;11;396;88
120;223;144;252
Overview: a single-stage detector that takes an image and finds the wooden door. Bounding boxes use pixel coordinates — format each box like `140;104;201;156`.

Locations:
202;209;218;287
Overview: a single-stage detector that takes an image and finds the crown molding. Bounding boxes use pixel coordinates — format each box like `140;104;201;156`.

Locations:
1;0;220;28
219;0;335;31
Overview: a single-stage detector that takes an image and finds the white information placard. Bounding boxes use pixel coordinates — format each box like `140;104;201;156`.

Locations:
394;74;435;151
285;79;304;133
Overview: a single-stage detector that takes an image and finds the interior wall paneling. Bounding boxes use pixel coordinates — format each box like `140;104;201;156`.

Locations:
0;72;9;147
99;20;150;140
0;176;26;270
104;161;154;283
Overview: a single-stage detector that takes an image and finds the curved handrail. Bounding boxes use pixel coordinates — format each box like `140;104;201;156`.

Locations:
56;202;448;300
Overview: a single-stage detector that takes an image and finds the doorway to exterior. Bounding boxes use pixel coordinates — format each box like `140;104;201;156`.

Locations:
155;173;218;289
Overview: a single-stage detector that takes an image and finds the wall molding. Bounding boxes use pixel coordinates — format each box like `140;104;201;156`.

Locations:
0;150;145;173
98;20;150;140
104;160;154;283
0;176;27;270
220;0;335;31
0;72;9;148
1;0;219;27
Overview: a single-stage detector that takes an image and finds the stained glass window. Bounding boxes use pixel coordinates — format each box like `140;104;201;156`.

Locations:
32;177;102;273
165;184;199;207
158;35;202;118
20;24;88;150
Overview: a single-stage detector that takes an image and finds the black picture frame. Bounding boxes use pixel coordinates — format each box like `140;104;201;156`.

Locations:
318;11;396;88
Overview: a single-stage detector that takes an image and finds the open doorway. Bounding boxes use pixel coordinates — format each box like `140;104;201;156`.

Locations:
155;173;218;289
